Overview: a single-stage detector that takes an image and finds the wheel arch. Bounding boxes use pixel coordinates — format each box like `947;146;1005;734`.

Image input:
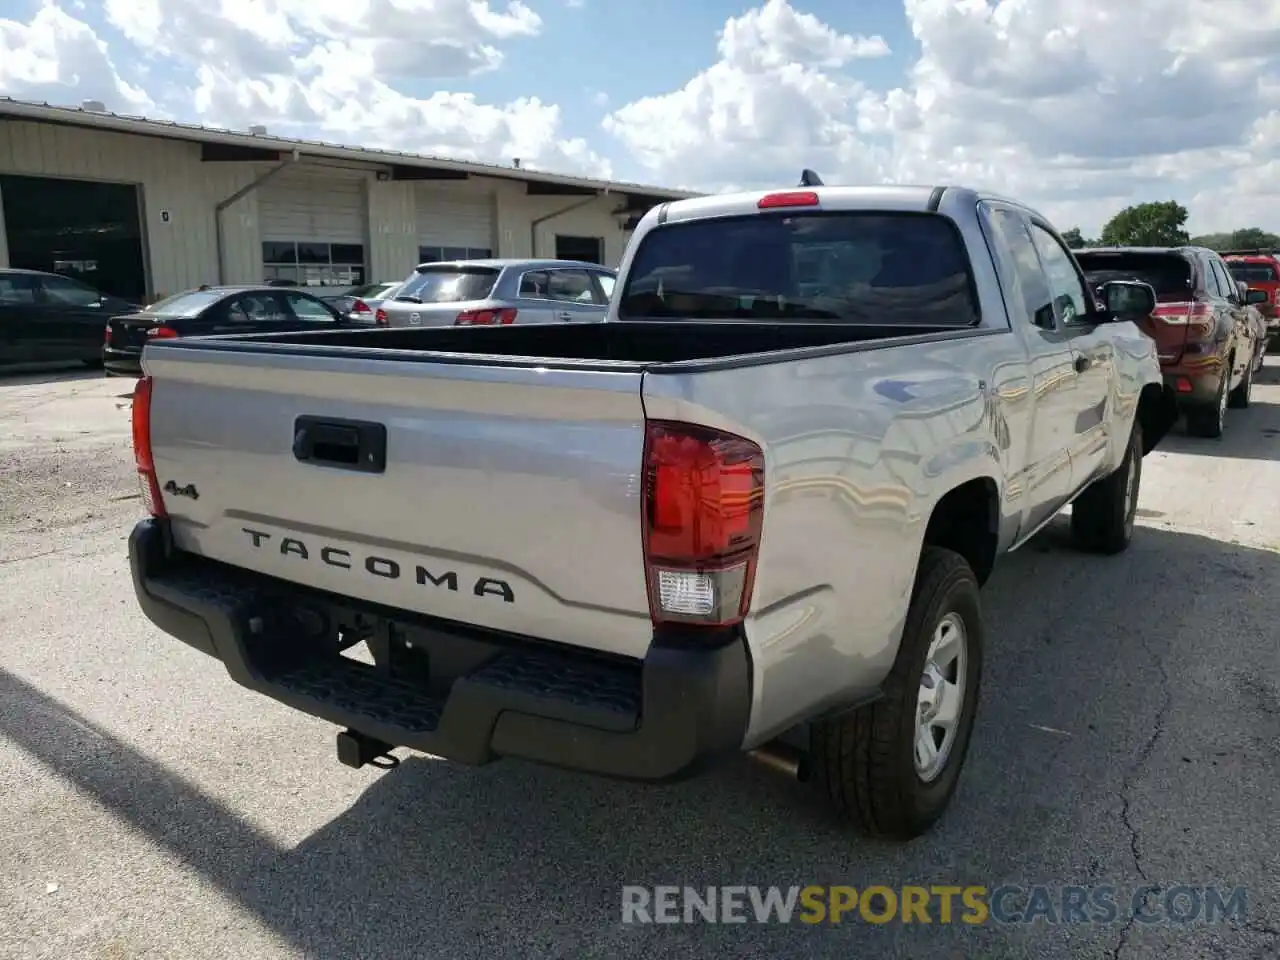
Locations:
922;476;1000;586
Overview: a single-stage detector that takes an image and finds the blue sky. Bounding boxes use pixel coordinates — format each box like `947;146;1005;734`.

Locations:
463;0;915;148
2;0;1280;234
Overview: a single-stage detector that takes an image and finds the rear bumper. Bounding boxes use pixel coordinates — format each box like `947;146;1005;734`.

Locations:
1162;364;1225;408
128;518;752;781
103;346;142;374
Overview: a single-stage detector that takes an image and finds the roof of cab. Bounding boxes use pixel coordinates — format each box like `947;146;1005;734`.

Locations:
412;258;615;272
649;175;1037;227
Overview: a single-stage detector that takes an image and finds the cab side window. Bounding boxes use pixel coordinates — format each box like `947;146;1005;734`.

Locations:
1211;259;1238;302
1028;224;1091;324
983;205;1054;329
1202;256;1225;298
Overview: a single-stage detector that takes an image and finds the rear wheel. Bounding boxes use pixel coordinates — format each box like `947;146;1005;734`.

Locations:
811;547;983;840
1071;421;1142;554
1186;366;1229;438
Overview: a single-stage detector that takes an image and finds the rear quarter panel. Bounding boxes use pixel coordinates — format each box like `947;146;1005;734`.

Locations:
642;329;1031;745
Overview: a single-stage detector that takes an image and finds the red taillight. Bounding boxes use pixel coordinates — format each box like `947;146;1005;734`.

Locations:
757;191;819;209
146;326;178;339
456;308;518;325
375;308;389;326
131;376;167;518
1153;301;1213;336
104;323;112;344
352;299;372;314
641;421;765;627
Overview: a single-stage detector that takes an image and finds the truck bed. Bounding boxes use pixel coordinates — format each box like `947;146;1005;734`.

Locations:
177;319;979;368
137;315;1004;737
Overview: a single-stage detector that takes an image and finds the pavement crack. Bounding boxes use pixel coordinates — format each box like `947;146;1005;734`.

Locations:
1109;630;1175;960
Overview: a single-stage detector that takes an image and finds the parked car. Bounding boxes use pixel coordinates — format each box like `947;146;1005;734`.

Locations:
376;258;616;327
321;282;402;324
103;285;357;376
1224;252;1280;343
0;268;138;367
124;180;1176;841
1075;246;1262;437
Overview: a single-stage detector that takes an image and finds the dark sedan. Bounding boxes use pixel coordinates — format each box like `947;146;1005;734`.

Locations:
103;285;360;376
0;268;138;367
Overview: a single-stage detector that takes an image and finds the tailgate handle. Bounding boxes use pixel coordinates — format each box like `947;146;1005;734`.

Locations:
293;416;386;474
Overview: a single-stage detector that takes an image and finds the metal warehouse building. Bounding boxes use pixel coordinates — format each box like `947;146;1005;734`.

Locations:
0;97;699;302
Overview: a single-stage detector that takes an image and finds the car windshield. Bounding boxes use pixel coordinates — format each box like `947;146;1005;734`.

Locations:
1227;262;1279;284
394;267;498;303
1075;252;1193;300
143;290;224;317
616;211;980;325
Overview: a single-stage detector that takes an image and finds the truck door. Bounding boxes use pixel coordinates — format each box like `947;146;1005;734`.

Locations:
1025;220;1113;490
977;203;1080;537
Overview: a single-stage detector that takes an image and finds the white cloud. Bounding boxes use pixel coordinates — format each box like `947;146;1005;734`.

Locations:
0;2;152;113
603;0;893;192
90;0;608;175
605;0;1280;234
5;0;1280;232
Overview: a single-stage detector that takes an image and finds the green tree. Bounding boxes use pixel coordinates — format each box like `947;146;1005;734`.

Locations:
1099;201;1191;247
1061;227;1086;249
1226;227;1280;250
1190;232;1233;251
1190;228;1280;251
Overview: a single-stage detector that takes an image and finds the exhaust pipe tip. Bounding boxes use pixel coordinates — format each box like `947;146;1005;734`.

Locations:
748;742;811;782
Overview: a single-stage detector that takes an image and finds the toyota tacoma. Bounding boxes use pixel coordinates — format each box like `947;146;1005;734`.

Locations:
125;179;1178;839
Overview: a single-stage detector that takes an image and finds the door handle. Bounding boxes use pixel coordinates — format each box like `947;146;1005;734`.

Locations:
1074;355;1091;373
293;416;386;473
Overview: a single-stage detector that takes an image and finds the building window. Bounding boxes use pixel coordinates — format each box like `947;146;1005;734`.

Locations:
418;245;492;264
555;235;603;264
263;241;366;287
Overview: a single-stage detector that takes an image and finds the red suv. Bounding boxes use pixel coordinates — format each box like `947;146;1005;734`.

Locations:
1076;246;1262;438
1224;252;1280;341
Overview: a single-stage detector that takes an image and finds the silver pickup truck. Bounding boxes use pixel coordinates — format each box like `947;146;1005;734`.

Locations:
125;181;1179;840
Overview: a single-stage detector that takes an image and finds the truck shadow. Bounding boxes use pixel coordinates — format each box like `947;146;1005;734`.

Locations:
0;364;102;387
2;521;1277;958
1152;401;1280;461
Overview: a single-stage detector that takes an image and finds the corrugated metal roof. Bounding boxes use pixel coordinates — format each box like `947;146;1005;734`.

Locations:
0;96;702;202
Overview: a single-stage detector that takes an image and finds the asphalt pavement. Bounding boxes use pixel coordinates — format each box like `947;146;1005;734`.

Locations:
1;362;1279;960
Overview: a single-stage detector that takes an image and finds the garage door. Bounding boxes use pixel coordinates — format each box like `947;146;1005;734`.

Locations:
259;166;367;288
415;186;495;263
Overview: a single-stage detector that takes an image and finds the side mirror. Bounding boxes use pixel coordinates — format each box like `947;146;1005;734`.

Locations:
1246;288;1269;305
1100;280;1156;320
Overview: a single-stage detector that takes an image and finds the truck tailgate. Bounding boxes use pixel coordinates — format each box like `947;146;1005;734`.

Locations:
143;347;653;658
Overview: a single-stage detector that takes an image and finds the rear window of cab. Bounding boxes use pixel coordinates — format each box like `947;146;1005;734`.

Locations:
617;212;980;325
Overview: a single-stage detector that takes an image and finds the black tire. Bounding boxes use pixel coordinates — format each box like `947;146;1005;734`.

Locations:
1070;421;1142;555
1186;367;1228;438
1229;354;1254;409
811;547;983;840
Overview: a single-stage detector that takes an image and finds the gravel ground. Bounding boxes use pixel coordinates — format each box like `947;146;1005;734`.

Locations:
1;362;1279;960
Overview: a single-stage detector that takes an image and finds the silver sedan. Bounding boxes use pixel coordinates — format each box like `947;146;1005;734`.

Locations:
376;259;616;327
